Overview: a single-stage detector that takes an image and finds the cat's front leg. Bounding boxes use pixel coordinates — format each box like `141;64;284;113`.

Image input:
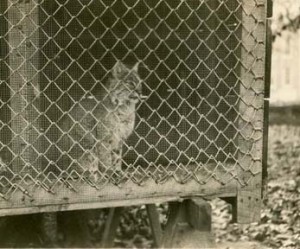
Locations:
77;154;100;183
84;152;99;182
111;144;122;172
95;141;113;172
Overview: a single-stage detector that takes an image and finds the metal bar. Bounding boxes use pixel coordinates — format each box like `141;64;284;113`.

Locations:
262;99;269;198
265;19;273;99
267;0;273;18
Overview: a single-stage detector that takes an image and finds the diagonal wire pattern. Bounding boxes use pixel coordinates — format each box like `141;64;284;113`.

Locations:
0;0;265;201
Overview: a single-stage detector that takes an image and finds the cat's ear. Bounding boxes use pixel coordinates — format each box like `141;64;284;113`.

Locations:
132;62;139;73
112;61;128;79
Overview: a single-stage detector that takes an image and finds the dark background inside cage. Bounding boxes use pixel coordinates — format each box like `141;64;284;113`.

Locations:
0;0;242;173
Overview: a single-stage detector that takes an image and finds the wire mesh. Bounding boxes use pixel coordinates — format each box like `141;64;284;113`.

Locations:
0;0;266;204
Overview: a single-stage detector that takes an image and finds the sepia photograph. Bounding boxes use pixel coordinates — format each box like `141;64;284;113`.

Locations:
0;0;299;248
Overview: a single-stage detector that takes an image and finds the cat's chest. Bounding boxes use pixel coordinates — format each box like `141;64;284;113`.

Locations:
108;104;136;139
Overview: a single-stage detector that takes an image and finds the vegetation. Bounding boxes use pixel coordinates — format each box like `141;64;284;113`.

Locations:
272;0;300;38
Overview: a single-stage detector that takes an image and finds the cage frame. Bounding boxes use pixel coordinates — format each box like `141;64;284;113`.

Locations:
0;0;270;224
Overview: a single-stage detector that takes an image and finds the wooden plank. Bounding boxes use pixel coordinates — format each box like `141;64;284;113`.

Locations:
236;0;267;223
0;196;179;218
7;0;40;173
0;172;238;213
101;207;123;248
146;204;162;248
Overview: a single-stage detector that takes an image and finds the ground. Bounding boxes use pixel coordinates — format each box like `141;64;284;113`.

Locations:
211;125;300;249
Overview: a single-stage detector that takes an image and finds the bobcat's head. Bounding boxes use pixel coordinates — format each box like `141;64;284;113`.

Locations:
108;61;142;106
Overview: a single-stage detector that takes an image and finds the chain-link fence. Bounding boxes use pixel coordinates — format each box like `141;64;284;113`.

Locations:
0;0;266;212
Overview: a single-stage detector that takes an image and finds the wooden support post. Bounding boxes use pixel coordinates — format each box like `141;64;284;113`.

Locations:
263;3;272;198
7;0;41;173
146;204;163;248
236;0;267;223
236;174;262;223
162;199;215;248
187;198;212;232
40;212;59;247
101;207;123;248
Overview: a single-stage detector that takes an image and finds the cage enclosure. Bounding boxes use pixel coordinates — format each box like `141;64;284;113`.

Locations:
0;0;269;223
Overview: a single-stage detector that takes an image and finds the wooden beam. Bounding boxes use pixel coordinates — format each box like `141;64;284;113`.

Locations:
0;174;237;215
236;174;262;223
146;204;163;247
236;0;267;223
7;0;41;173
161;202;183;247
101;207;123;248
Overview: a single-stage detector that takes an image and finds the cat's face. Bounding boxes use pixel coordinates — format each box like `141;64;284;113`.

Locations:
109;61;142;105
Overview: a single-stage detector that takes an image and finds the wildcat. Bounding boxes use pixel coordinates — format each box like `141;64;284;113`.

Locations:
58;61;142;178
42;61;142;246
